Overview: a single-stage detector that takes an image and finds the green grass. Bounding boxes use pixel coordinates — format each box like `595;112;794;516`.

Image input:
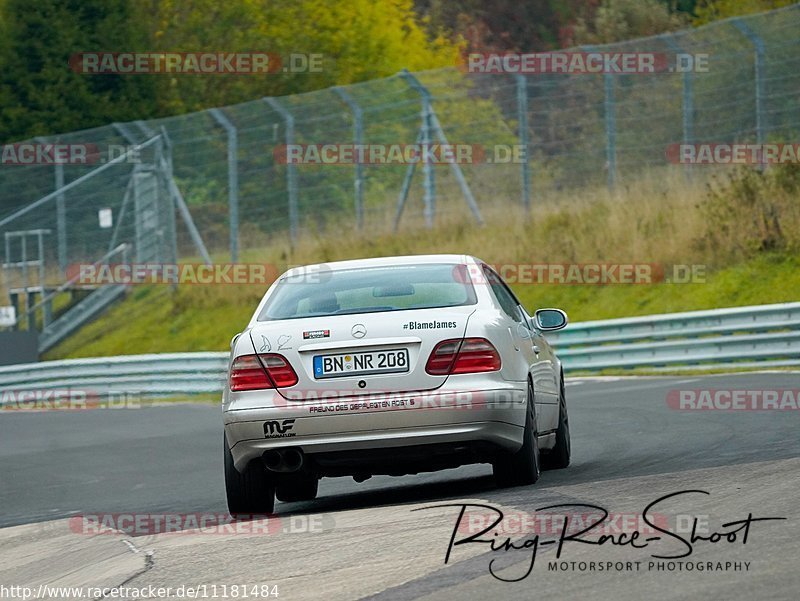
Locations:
46;285;262;359
512;253;800;322
46;252;800;360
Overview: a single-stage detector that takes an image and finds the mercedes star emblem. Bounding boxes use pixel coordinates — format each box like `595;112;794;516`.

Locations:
351;323;367;338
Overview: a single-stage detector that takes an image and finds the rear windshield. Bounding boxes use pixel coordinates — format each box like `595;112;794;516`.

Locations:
258;263;477;321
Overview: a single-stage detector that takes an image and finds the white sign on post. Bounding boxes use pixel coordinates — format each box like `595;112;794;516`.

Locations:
98;208;113;229
0;306;17;327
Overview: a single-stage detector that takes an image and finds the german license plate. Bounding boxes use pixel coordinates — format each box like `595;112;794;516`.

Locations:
313;348;409;379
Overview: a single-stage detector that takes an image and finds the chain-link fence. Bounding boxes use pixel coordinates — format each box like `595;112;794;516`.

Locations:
1;4;798;283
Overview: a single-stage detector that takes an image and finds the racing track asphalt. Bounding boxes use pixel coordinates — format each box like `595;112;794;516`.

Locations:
1;373;799;600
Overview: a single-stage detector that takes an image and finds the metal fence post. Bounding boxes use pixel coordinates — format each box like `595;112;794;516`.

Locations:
35;136;67;274
603;73;617;191
209;108;240;262
733;19;767;150
333;87;365;230
155;135;178;268
400;70;483;226
54;162;67;272
264;98;299;245
107;176;134;254
662;35;694;180
157;129;213;266
400;71;436;228
112;122;139;145
584;47;616;191
135;120;156;140
393;129;424;231
515;75;531;212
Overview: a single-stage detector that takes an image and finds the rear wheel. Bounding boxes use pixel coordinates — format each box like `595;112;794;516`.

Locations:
276;474;319;502
542;376;571;470
224;434;276;517
493;384;540;487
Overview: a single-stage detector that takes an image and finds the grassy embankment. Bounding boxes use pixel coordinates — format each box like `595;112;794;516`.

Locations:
46;165;800;360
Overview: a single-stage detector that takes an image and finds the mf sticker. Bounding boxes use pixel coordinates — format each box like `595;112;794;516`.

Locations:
264;418;296;438
303;329;330;339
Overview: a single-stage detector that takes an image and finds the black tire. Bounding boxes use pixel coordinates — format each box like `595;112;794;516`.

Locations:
224;434;275;517
542;374;571;470
493;383;540;487
276;475;319;503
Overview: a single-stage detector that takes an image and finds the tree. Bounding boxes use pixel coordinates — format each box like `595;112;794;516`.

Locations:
693;0;796;25
137;0;462;114
569;0;689;46
415;0;595;52
0;0;462;141
0;0;156;141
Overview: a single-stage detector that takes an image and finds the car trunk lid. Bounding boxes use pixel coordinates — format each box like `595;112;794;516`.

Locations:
248;306;475;401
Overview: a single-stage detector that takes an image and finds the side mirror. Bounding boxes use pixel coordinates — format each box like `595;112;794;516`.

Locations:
534;308;568;331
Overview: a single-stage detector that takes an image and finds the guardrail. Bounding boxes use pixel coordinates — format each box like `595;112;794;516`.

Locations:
0;302;798;400
0;352;228;398
548;301;800;371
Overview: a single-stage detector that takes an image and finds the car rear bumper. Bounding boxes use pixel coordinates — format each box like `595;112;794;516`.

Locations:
223;386;527;471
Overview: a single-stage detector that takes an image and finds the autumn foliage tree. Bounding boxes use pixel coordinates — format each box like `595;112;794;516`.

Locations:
0;0;791;142
0;0;462;141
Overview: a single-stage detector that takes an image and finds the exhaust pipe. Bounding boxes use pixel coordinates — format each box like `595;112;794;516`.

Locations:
262;448;304;473
263;450;283;471
282;448;303;472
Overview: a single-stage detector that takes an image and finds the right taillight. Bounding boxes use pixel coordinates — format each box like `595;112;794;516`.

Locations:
229;353;298;391
425;337;502;375
258;353;298;388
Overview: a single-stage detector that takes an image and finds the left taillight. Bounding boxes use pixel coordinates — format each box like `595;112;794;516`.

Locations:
229;354;298;391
